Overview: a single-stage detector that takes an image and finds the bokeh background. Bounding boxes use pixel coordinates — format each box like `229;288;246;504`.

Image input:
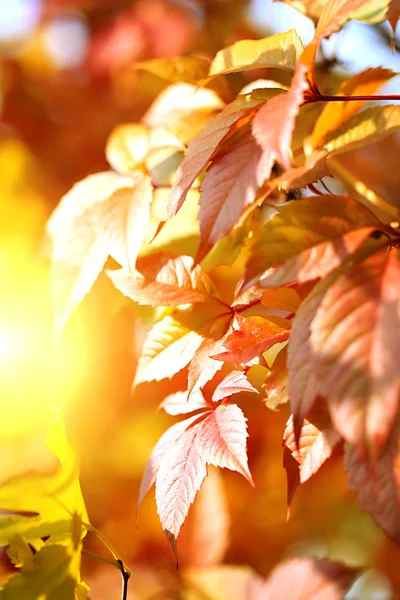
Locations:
1;0;400;598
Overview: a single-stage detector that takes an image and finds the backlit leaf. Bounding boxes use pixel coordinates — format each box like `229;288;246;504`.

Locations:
252;61;309;182
311;250;400;454
108;253;222;306
263;349;289;410
196;133;261;262
155;421;208;552
208;30;303;77
212;370;258;402
312;68;396;148
136;56;210;84
346;435;400;543
242;195;383;290
324;105;400;157
188;337;226;399
213;316;290;366
138;413;203;509
261;287;302;313
159;390;211;415
106;123;150;174
197;404;253;484
134;315;204;386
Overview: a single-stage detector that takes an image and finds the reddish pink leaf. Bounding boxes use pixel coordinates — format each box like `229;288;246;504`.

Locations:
213;316;290;366
252;61;309;183
257;558;357;600
272;150;330;190
108;253;222;306
284;415;341;484
138;413;202;510
288;273;338;437
311;250;400;455
168;94;264;218
196;133;261;262
346;436;400;544
212;370;258;402
197;404;253;484
178;467;230;567
188;337;225;399
155;421;208;553
159;390;211;416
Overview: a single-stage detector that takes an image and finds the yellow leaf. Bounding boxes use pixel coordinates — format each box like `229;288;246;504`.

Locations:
208;30;303;77
261;288;302;313
136;56;211;84
324;105;400;156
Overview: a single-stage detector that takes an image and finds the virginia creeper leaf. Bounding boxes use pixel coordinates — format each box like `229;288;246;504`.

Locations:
108;253;222;306
212;370;258;402
311;250;400;454
197;404;253;484
159;390;211;415
213;316;290;366
252;61;309;183
134;315;204;386
208;30;303;77
155;421;208;553
138;413;203;509
242;195;383;291
196;133;262;263
136;56;211;84
263;349;289;410
188;337;226;399
346;435;400;544
106;123;150;174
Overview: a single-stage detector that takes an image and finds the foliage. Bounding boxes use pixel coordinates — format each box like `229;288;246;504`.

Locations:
3;0;400;597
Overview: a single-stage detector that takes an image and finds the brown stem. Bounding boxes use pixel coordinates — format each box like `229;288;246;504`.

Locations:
306;92;400;103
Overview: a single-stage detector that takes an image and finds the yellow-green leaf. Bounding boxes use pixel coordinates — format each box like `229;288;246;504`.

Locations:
208;30;303;77
136;56;211;84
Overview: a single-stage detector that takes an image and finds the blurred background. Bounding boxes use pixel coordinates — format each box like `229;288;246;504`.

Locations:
1;0;400;598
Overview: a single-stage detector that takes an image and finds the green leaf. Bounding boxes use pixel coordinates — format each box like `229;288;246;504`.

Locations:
208;30;303;77
0;414;87;545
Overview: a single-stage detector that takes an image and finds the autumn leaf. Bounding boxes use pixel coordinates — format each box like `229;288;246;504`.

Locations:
257;558;357;599
213;315;290;366
212;370;258;402
197;404;253;484
208;30;303;77
272;149;330;191
261;287;302;313
106;123;150;174
136;56;211;84
346;434;400;544
167;91;273;219
196;133;262;262
252;61;309;183
155;420;208;553
108;253;223;307
242;195;384;291
387;0;400;45
263;348;289;410
159;390;211;415
312;68;396;148
310;250;400;455
283;414;341;485
134;315;204;386
47;172;152;329
138;413;203;510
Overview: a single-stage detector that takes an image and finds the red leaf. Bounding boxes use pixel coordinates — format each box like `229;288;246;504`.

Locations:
283;415;341;484
196;133;261;262
159;390;211;416
168;93;265;218
213;315;290;366
252;61;309;183
188;337;225;398
138;413;202;510
108;253;222;306
155;421;208;553
212;370;258;402
197;404;253;484
257;558;357;599
288;273;338;437
346;436;400;544
311;250;400;455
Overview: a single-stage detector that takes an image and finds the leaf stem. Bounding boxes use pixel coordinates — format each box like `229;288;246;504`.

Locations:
305;92;400;103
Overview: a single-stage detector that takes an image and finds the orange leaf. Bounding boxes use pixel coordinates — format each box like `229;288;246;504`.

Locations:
188;337;226;399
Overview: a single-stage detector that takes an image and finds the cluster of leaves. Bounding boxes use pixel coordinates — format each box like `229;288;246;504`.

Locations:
4;0;400;596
